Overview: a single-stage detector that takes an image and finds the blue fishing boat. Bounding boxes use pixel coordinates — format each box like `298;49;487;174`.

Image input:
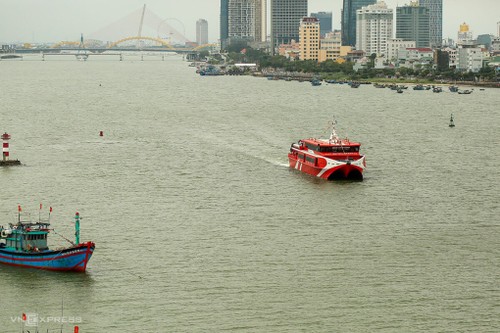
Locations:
0;206;95;272
199;65;224;76
311;79;322;86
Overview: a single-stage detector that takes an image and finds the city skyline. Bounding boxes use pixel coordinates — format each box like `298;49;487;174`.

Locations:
0;0;499;44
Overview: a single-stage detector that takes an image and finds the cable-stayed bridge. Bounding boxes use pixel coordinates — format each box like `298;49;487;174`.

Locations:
18;5;215;53
89;5;189;46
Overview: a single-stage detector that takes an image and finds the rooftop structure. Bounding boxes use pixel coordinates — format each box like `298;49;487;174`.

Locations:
457;22;473;45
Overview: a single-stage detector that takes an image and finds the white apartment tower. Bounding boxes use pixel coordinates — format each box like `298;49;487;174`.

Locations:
356;1;393;57
228;0;266;43
196;19;209;45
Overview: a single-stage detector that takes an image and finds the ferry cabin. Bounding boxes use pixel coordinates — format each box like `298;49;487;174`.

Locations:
302;139;361;154
296;139;362;164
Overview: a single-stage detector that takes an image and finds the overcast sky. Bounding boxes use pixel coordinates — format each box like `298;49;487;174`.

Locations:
0;0;498;44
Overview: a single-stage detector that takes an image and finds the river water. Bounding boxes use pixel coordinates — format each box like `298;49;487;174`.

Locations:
0;54;499;332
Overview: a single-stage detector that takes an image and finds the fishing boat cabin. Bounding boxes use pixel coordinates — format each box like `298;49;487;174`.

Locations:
0;222;50;252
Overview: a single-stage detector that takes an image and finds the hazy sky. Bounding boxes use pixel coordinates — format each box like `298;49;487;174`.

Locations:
0;0;498;44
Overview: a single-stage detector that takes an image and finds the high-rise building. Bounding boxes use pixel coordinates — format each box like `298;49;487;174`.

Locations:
220;0;229;48
196;19;209;45
497;21;500;37
299;17;321;61
227;0;266;44
356;1;393;56
270;0;308;53
396;3;430;48
341;0;377;47
311;12;333;37
418;0;442;48
260;0;267;43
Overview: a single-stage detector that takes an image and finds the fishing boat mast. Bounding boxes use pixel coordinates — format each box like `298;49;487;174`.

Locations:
75;212;80;245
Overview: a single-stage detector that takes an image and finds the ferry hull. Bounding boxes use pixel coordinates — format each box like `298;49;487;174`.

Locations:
288;154;365;180
0;242;95;272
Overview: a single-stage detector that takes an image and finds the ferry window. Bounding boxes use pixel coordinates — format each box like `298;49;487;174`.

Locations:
306;156;316;164
298;153;305;160
305;143;319;151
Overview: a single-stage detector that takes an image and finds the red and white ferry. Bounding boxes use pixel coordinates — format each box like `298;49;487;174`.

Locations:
288;119;366;180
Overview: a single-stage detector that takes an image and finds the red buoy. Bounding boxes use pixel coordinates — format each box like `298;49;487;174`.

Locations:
99;131;104;137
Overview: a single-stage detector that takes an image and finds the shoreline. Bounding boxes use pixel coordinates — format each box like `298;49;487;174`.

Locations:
361;78;500;88
252;72;499;88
